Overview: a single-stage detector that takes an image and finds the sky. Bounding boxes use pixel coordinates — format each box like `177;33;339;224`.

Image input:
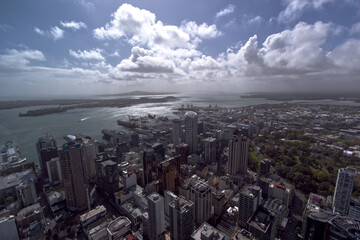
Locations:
0;0;360;97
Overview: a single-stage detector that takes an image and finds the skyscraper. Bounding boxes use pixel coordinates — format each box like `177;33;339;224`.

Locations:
147;193;165;240
172;119;181;146
58;142;88;211
36;135;57;179
158;156;181;195
203;137;217;164
188;178;212;226
227;135;248;176
238;185;262;228
169;196;194;240
333;167;356;214
143;148;156;186
185;111;198;154
260;158;271;176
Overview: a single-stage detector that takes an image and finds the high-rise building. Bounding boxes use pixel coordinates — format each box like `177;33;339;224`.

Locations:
169;196;194;240
238;185;262;228
185;111;198;154
147;193;165;240
153;143;165;163
333;167;356;214
203;137;217;164
81;137;98;183
98;160;120;196
143;148;156;186
58;142;89;211
158;156;181;195
175;143;189;163
349;197;360;220
16;178;37;207
0;215;19;240
187;178;212;226
212;190;225;217
46;157;62;183
260;158;271;176
36;135;57;179
172;119;181;146
227;135;248;176
164;190;178;225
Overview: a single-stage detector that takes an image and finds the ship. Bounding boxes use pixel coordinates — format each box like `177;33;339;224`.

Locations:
101;129;126;139
0;141;27;169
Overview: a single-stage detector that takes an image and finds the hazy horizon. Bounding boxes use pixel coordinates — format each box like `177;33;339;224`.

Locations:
1;0;360;96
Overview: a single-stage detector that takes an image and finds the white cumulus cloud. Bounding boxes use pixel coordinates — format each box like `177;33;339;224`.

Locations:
60;21;87;30
216;4;235;19
93;3;221;49
69;49;105;61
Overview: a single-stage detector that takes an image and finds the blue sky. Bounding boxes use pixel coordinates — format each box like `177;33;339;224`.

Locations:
0;0;360;96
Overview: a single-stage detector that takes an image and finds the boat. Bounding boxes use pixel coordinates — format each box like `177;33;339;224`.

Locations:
101;129;126;139
117;120;139;129
0;141;27;169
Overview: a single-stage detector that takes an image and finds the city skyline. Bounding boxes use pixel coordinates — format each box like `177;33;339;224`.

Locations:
1;0;360;97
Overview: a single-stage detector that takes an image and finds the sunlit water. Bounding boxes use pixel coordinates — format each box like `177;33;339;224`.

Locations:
1;92;359;166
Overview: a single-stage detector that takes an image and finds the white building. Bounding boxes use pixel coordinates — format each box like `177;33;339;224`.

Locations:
333;167;357;214
147;193;165;240
46;157;62;183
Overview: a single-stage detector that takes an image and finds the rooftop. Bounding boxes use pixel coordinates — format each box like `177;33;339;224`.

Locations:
107;216;131;235
191;222;224;240
80;205;107;223
0;169;36;191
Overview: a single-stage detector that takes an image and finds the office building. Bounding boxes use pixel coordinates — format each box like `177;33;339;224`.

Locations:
203;137;217;164
153;142;165;163
99;160;120;196
16;178;37;207
36;135;57;179
212;190;225;217
0;215;19;240
158;156;181;195
185;111;198;154
227;135;248;176
268;183;294;207
333;167;356;214
58;141;89;211
260;159;271;176
164;190;177;225
46;157;62;183
143;148;156;186
81;136;98;183
16;203;45;239
147;193;165;240
349;197;360;220
238;185;262;228
169;196;195;240
247;206;277;240
172;119;181;146
186;177;212;226
175;143;189;163
191;222;225;240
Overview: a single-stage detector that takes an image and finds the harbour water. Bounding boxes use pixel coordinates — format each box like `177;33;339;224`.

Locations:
1;92;359;166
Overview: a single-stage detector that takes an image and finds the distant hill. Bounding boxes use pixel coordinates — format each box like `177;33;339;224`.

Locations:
99;90;178;96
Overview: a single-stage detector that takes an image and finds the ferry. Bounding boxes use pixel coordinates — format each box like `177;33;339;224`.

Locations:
0;141;27;169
